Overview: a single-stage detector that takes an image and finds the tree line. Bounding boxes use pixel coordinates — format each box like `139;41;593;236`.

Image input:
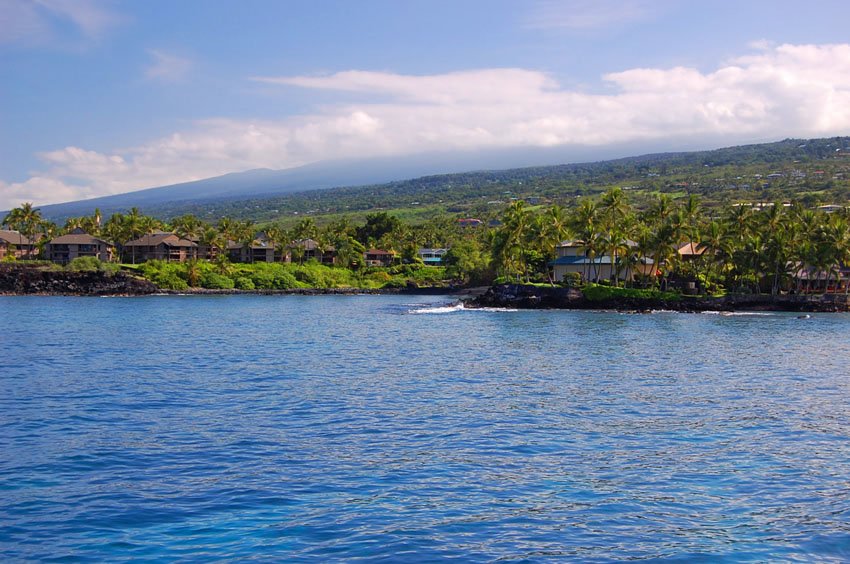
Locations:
6;189;850;294
489;188;850;294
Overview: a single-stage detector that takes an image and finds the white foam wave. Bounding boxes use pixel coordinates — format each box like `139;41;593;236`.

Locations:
408;302;466;314
408;302;520;314
701;311;777;316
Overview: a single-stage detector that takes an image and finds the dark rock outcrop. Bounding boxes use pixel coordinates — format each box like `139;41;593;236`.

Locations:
468;284;850;312
0;265;158;296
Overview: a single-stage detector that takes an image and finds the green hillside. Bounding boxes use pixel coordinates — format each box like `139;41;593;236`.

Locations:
111;136;850;225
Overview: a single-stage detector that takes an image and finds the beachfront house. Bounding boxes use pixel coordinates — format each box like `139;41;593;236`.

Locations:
417;248;448;266
677;242;706;261
0;230;34;260
123;232;198;263
364;249;396;267
45;228;115;264
287;238;337;265
227;238;276;263
550;240;654;283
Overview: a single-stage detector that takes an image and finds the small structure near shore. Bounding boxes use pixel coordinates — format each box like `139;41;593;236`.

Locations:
0;230;35;260
45;228;115;265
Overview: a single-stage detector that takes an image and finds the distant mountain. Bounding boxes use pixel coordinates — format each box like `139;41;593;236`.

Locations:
26;135;850;223
29;139;707;221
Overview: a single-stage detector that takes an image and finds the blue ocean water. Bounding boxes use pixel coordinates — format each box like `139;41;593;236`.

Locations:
2;294;850;562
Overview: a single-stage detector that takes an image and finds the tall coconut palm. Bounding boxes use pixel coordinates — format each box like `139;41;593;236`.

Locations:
264;225;286;263
540;205;570;284
236;220;256;263
495;201;533;282
569;199;600;282
198;226;222;260
598;188;633;286
172;214;203;241
698;220;727;292
5;203;43;260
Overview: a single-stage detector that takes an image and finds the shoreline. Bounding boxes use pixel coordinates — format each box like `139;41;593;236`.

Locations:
0;264;469;297
0;285;464;298
465;284;850;313
3;265;846;312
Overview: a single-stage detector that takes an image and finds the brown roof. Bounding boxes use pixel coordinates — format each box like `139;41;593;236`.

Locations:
226;239;275;250
677;242;706;256
125;233;197;248
365;249;394;256
287;238;335;252
49;233;113;246
0;230;32;245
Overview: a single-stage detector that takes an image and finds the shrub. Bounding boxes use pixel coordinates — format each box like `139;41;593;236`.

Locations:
582;284;681;302
367;270;392;284
272;270;299;289
66;256;103;272
66;257;119;274
560;272;582;288
151;272;189;291
234;276;255;290
201;272;235;289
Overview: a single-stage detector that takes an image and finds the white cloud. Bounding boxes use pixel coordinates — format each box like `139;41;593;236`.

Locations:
0;0;121;46
253;68;557;104
4;42;850;210
145;49;192;81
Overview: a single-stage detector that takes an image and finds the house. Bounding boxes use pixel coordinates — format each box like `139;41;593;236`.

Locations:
677;242;706;261
123;232;198;263
417;248;448;266
364;249;395;267
458;218;483;228
227;237;276;263
46;228;115;264
550;240;654;282
0;230;34;260
287;238;336;265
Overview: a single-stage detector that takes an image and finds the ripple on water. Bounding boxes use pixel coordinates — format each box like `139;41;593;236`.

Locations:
2;296;850;561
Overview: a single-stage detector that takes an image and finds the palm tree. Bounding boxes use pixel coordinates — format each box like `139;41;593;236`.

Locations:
264;225;286;262
650;221;678;290
198;226;222;260
598;188;633;286
496;201;532;281
172;214;203;241
5;203;43;260
123;208;146;264
185;258;202;288
540;205;570;284
2;207;25;258
698;220;727;292
569;199;599;282
291;217;318;242
235;220;256;263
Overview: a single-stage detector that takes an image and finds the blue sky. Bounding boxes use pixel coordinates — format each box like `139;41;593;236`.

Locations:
2;0;850;208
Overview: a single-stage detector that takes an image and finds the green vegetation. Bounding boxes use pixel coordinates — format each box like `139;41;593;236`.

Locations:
582;284;681;302
133;259;449;291
5;136;850;295
125;136;850;224
66;256;120;274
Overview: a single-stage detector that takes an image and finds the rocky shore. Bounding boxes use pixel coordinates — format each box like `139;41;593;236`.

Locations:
0;265;457;297
0;265;158;296
468;284;850;313
156;286;454;296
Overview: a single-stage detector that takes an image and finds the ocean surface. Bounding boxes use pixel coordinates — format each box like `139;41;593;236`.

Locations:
2;294;850;562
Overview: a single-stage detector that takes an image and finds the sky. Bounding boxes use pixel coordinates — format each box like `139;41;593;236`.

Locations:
2;0;850;210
